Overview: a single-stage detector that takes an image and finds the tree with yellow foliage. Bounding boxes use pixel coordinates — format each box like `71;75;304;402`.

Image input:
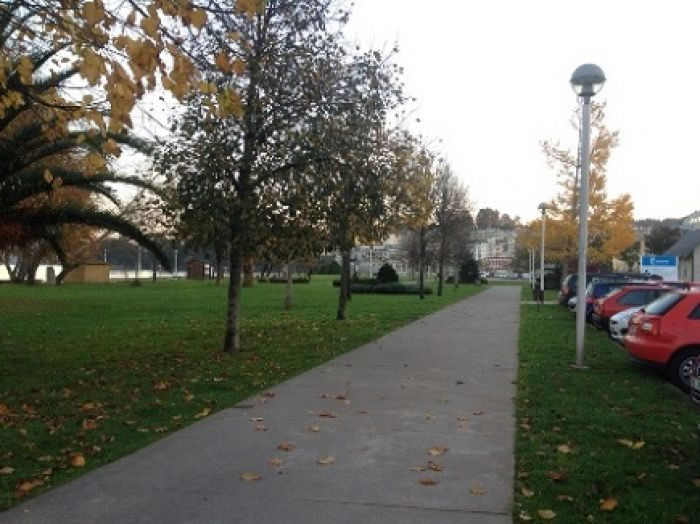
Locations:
521;102;636;270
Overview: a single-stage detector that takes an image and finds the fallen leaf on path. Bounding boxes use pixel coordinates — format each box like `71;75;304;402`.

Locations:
255;425;267;432
427;461;443;472
419;477;438;485
335;394;347;400
537;509;556;520
355;410;368;414
472;411;484;415
599;497;618;511
308;425;321;432
410;465;427;472
250;417;264;422
318;410;336;418
317;456;335;465
470;486;486;495
268;458;284;467
262;391;276;398
240;472;261;481
428;446;448;457
319;393;329;399
0;466;15;475
278;442;295;452
457;416;468;422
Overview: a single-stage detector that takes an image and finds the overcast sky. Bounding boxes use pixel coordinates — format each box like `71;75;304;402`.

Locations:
345;0;700;222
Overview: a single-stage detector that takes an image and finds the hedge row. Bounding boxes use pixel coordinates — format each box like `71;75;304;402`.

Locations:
348;283;433;295
331;278;376;287
258;277;310;284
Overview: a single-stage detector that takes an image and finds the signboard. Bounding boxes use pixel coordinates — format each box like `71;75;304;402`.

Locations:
640;255;678;281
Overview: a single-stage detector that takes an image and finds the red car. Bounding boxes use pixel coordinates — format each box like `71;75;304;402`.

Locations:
591;285;669;331
625;289;700;391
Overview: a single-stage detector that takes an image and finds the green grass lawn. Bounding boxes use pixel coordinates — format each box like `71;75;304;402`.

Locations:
515;301;700;522
0;276;484;509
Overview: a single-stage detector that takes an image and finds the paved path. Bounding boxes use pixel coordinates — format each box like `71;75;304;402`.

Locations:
4;286;521;524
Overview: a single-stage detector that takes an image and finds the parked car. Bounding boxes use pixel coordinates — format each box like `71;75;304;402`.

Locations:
624;289;700;391
609;306;644;342
557;272;661;306
690;356;700;404
583;280;658;321
592;285;669;331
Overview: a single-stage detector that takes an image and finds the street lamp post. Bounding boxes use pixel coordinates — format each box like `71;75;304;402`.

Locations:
538;203;549;302
570;64;606;368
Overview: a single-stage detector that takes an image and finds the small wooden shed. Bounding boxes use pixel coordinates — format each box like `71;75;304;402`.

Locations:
63;262;110;283
186;258;206;280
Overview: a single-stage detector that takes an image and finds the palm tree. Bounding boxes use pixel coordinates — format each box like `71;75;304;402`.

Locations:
0;15;169;282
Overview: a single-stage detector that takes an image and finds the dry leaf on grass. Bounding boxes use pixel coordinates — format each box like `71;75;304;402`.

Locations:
240;472;262;481
70;454;86;467
557;494;574;502
82;419;98;431
17;479;43;494
693;478;700;488
546;470;566;482
557;444;572;454
0;466;15;475
521;487;535;497
537;509;557;519
194;407;211;419
428;446;448;457
616;438;644;449
600;497;618;511
152;381;170;391
317;456;336;465
0;403;10;416
519;510;533;521
278;442;295;452
419;477;438;486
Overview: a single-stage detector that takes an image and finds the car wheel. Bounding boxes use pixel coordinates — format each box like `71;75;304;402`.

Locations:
667;347;700;392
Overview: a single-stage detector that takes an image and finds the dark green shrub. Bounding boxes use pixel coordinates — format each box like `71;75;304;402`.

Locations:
349;283;432;295
332;278;376;287
259;277;310;284
459;256;480;284
376;263;399;284
316;261;342;275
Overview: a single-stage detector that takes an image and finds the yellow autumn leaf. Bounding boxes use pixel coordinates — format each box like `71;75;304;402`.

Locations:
268;457;284;467
470;486;486;495
70;454;86;467
557;444;572;454
189;9;207;30
83;2;105;26
104;138;121;156
140;16;158;39
428;446;448;457
240;472;261;481
17;56;34;85
215;52;231;73
419;477;438;486
537;509;557;520
43;169;53;184
233;58;246;75
317;456;335;465
194;407;211;419
0;466;15;475
600;497;618;511
521;487;535;497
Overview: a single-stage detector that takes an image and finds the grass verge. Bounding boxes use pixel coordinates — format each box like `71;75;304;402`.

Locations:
0;277;483;509
514;302;700;522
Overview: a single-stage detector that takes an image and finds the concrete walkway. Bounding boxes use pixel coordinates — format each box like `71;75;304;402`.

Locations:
4;286;521;524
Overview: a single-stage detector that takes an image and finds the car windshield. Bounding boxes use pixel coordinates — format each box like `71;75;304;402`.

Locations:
644;292;685;316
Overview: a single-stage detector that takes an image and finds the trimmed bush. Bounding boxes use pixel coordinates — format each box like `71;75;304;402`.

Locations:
332;278;376;287
349;283;432;295
258;277;310;284
316;261;341;275
376;263;399;284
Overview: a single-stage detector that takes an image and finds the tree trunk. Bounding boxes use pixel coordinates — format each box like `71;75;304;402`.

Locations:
223;244;244;353
418;227;425;300
337;251;350;320
215;247;223;285
242;257;254;287
437;237;446;297
284;258;293;310
152;252;157;283
453;262;459;290
345;253;352;301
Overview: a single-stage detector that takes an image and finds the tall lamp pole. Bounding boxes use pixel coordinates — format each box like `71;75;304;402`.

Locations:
570;64;606;368
538;203;549;302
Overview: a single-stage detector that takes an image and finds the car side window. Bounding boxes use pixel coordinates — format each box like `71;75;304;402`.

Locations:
689;304;700;320
618;290;646;305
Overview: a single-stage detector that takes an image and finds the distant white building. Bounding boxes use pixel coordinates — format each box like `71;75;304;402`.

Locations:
473;228;517;271
681;210;700;230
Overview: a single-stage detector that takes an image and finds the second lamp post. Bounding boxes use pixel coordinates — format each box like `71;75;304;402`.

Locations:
538;202;549;302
